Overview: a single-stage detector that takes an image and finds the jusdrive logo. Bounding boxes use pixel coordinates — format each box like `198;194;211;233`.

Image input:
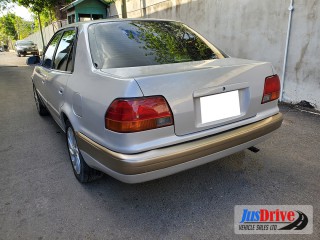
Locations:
239;208;308;230
234;205;313;234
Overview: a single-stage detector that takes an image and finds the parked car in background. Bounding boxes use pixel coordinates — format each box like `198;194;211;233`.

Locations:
0;45;7;52
15;40;39;57
27;19;283;184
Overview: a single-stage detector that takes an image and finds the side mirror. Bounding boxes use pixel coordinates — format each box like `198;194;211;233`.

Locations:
26;56;41;65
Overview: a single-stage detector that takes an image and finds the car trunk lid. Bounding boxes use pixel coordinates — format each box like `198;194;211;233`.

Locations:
101;58;275;136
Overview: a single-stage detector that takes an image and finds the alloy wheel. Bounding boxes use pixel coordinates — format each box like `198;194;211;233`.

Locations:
67;127;81;175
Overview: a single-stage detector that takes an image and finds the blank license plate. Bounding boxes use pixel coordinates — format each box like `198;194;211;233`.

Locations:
200;90;241;124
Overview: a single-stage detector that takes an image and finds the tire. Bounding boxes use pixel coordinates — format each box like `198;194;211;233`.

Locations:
17;52;21;57
66;121;103;183
33;85;49;116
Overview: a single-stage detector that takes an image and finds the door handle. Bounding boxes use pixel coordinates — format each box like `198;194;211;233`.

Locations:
59;88;64;95
41;80;45;84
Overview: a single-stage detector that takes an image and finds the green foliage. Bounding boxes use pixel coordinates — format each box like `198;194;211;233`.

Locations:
13;0;58;45
13;0;74;13
33;8;55;29
14;16;33;39
0;12;34;44
0;13;18;40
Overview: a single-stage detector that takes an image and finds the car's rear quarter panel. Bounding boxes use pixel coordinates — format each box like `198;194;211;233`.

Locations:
62;26;144;152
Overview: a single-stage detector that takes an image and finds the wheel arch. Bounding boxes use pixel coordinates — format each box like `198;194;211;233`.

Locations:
60;103;77;133
61;111;69;132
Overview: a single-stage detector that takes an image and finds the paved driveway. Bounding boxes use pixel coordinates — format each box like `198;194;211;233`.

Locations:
0;52;319;239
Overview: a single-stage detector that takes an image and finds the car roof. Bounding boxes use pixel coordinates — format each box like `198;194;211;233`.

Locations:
60;18;181;30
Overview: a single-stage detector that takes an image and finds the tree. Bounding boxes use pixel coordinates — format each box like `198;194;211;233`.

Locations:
14;0;75;44
0;13;18;40
0;12;34;47
0;0;10;11
13;0;52;48
14;0;49;13
14;15;33;39
54;0;68;21
14;0;71;16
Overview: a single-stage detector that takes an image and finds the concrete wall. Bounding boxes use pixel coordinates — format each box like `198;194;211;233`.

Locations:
110;0;320;110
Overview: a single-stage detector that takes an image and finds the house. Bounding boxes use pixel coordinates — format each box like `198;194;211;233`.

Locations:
61;0;110;24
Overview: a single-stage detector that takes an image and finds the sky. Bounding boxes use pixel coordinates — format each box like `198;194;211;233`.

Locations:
1;3;33;21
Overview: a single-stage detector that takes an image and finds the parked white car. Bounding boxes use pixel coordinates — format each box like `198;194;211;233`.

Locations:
27;19;283;183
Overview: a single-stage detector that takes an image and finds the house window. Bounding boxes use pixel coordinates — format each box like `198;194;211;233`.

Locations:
68;15;75;24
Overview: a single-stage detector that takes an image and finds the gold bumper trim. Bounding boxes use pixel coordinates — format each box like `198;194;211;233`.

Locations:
76;113;283;175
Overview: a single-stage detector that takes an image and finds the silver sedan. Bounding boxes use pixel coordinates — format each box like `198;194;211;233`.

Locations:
28;19;283;183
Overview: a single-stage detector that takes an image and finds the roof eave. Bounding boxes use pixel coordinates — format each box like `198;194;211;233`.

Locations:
61;0;109;11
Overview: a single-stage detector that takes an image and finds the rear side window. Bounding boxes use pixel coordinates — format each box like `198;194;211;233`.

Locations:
53;30;76;71
43;32;63;68
88;21;225;69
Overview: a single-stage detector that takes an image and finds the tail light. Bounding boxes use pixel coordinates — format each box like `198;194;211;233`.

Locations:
105;96;173;133
261;75;281;104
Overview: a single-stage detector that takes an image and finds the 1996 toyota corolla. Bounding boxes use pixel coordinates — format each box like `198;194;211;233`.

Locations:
28;19;283;183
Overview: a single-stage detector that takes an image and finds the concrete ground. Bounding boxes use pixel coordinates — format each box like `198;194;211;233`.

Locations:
0;52;319;239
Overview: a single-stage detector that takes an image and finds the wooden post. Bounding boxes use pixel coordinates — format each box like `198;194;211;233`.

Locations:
37;12;45;51
121;0;127;18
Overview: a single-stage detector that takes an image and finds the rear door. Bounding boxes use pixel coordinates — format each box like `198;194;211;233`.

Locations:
45;29;77;125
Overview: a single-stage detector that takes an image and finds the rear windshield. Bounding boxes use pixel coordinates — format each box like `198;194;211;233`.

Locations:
88;21;225;69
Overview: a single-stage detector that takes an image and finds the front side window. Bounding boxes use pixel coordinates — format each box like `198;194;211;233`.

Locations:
88;21;225;69
53;29;76;71
43;32;63;68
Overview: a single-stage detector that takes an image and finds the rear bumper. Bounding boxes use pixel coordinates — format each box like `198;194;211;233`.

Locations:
76;113;283;183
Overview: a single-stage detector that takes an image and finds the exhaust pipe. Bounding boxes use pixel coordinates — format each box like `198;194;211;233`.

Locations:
248;146;260;153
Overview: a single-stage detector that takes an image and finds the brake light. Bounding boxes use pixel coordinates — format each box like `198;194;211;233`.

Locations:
105;96;173;133
261;75;281;104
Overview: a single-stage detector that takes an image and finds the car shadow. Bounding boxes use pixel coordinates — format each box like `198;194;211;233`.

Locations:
43;103;267;235
76;147;268;236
